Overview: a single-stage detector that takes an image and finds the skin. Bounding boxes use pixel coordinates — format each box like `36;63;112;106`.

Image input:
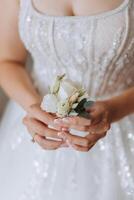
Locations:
54;89;134;152
32;0;125;16
0;0;134;152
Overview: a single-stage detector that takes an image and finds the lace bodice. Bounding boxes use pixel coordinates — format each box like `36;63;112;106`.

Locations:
19;0;134;99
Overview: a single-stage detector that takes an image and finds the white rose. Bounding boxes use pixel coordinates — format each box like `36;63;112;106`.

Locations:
40;74;89;117
78;92;89;102
41;94;58;113
58;79;78;100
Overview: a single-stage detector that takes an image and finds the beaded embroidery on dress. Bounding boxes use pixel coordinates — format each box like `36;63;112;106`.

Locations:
0;0;134;200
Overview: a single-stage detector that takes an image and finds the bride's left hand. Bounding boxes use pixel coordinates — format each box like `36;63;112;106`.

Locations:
54;101;111;152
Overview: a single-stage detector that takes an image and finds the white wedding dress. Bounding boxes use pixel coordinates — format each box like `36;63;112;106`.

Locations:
0;0;134;199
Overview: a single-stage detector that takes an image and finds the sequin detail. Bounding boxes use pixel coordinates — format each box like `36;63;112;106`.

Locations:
4;0;132;199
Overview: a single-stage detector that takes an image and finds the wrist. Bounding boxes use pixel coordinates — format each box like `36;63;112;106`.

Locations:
104;94;128;123
104;99;118;123
22;94;42;111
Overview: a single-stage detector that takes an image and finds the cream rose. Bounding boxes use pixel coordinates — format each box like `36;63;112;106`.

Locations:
41;74;94;118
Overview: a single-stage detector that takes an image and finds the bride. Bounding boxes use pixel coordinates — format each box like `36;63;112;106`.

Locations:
0;0;134;199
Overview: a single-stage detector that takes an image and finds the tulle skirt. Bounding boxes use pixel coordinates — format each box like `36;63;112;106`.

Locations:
0;100;134;200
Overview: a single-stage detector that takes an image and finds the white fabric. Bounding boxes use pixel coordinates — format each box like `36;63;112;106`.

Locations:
0;0;134;199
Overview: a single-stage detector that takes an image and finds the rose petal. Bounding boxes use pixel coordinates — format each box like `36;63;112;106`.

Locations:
41;94;58;113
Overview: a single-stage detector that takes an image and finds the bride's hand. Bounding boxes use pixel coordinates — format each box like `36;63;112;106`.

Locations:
23;103;68;150
54;101;111;152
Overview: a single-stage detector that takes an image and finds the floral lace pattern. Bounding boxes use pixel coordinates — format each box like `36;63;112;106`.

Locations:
19;0;134;99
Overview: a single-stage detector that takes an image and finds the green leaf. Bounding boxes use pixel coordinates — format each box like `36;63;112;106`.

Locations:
84;100;94;109
74;98;87;113
69;110;78;116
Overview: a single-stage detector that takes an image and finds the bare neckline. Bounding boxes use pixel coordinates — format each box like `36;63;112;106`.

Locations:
30;0;129;20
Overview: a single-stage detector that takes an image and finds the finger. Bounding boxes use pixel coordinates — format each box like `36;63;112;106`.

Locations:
63;125;89;132
34;135;63;150
27;104;55;125
93;111;109;123
26;128;37;143
60;124;89;132
23;117;62;140
60;142;69;148
85;102;103;113
71;143;95;152
71;131;107;152
86;132;107;144
58;132;89;147
27;127;68;148
88;121;110;134
86;133;101;144
86;104;109;124
89;111;102;124
54;116;91;127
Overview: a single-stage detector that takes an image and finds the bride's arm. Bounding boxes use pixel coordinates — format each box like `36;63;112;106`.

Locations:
0;0;66;150
0;0;41;110
0;61;42;110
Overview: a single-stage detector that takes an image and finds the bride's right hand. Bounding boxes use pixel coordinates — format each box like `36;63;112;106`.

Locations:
23;103;67;150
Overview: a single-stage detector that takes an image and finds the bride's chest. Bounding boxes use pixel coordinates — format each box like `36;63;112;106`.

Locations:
19;11;130;65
